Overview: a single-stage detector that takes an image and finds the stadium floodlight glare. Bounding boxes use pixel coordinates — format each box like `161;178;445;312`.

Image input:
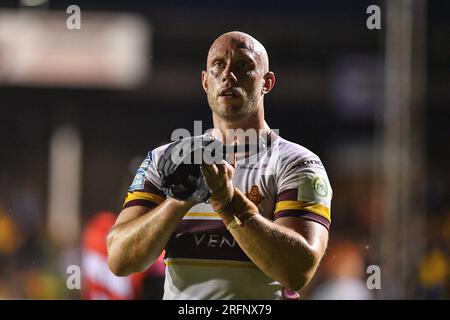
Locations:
19;0;48;7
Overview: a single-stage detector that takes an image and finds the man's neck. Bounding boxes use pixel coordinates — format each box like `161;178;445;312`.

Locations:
211;109;269;145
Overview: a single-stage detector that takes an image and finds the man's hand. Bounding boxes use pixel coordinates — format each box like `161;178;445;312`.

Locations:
201;160;235;212
158;135;224;203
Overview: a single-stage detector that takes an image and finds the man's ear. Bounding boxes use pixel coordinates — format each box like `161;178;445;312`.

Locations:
201;70;208;94
262;71;276;94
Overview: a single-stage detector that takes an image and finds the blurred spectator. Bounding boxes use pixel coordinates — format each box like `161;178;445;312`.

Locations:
418;213;450;299
24;268;65;299
311;240;373;300
0;207;23;255
81;211;165;299
419;247;448;299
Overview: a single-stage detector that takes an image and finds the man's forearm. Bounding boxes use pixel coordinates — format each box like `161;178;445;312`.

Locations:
107;198;193;276
222;190;322;291
229;215;319;290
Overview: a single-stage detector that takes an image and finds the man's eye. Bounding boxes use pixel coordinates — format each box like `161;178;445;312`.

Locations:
214;61;225;68
239;61;253;70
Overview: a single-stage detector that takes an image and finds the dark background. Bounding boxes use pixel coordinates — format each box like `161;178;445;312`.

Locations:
0;0;448;299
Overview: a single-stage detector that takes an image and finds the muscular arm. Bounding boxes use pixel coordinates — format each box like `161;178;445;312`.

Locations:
227;193;328;291
107;198;194;276
203;161;328;291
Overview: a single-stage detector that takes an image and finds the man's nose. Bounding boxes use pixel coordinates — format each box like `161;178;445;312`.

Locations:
222;65;237;83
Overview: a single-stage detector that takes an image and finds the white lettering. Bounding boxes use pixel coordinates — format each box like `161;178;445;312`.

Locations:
194;233;206;246
207;234;219;247
366;5;381;30
366;265;381;289
66;5;81;30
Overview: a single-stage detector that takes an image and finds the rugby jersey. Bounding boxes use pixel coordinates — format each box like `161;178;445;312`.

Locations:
123;131;332;299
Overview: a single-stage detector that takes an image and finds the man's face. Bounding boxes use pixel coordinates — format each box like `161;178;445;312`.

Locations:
202;36;267;122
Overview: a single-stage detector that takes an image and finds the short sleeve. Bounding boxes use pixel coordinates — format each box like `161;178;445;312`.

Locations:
275;156;332;230
123;150;166;209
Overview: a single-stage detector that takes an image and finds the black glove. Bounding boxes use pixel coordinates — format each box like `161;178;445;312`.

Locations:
158;135;224;202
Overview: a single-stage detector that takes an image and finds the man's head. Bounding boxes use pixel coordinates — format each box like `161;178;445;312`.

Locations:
202;31;275;122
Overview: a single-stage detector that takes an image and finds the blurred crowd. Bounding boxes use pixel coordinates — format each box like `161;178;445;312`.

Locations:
0;1;448;299
0;171;448;299
0;204;166;299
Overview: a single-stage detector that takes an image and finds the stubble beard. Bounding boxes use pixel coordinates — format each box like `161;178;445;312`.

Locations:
208;92;259;122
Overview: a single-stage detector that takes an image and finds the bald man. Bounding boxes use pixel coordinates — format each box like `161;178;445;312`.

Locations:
107;31;332;299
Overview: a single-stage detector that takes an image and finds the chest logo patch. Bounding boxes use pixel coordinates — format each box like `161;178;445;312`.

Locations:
313;176;328;197
245;185;265;206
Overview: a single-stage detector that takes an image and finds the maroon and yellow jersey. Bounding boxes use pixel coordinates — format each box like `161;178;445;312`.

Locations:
123;131;332;299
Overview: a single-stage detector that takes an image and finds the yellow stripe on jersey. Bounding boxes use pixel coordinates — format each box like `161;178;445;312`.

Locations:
165;258;257;269
274;200;331;222
123;191;165;206
185;212;219;218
